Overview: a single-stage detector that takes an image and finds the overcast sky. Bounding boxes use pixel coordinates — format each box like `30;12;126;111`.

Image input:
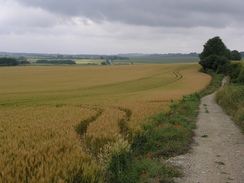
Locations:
0;0;243;54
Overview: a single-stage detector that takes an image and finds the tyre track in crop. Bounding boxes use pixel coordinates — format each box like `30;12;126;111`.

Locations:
75;106;104;156
149;70;183;90
117;107;132;139
73;69;183;154
73;69;184;94
74;70;183;146
162;70;183;85
91;70;184;93
75;105;132;153
75;106;103;136
75;106;132;137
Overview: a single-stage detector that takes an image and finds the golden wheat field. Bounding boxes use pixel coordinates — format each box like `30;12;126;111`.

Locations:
0;63;211;182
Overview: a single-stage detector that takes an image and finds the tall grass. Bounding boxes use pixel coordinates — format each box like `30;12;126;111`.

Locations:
216;62;244;134
200;69;224;95
216;84;244;133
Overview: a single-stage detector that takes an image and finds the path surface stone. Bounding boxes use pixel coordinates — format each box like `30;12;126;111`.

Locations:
168;87;244;183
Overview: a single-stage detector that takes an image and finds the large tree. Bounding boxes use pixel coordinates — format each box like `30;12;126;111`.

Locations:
199;36;230;60
199;36;230;73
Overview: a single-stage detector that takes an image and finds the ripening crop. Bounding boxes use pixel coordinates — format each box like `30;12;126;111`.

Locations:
0;63;211;182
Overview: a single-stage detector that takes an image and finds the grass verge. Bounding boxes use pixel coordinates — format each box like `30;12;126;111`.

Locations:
103;72;223;183
216;83;244;134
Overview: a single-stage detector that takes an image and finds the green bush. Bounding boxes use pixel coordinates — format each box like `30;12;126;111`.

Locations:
237;67;244;83
199;54;229;74
228;62;243;82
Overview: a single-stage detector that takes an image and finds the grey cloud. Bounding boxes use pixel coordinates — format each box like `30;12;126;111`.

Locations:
0;0;68;35
1;0;244;54
16;0;244;28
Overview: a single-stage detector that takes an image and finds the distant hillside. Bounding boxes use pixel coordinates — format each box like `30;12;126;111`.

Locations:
118;52;199;58
1;51;199;59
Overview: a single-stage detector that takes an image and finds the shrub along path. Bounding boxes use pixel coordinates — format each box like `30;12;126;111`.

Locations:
168;78;244;183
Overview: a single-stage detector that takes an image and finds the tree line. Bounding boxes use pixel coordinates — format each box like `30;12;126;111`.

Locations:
35;60;76;65
99;56;129;60
0;57;30;66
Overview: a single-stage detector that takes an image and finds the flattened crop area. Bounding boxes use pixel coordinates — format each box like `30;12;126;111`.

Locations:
0;64;211;182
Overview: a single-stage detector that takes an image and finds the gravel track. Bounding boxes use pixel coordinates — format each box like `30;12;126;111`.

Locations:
168;79;244;183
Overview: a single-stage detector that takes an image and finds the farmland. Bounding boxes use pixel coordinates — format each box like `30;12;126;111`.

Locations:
27;55;199;65
0;63;211;182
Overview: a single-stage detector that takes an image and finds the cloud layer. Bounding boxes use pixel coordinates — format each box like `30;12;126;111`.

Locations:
1;0;243;54
16;0;244;27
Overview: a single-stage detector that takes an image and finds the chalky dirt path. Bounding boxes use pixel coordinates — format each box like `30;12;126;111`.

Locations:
168;82;244;183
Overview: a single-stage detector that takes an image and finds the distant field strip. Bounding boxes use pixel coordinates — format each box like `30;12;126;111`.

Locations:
0;63;211;182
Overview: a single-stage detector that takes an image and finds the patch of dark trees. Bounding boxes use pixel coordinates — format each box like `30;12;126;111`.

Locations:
35;60;76;65
0;57;30;66
99;55;129;60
